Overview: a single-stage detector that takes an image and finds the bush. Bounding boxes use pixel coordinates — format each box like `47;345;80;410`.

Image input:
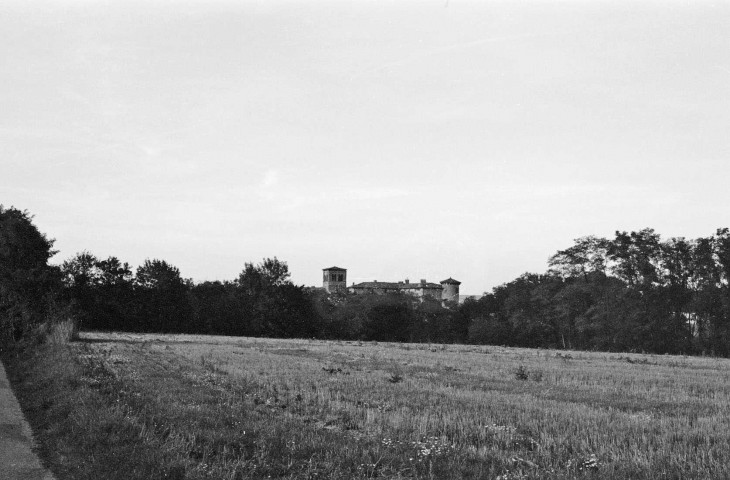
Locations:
0;205;61;347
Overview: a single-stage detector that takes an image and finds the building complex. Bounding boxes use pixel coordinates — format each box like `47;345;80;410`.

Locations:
322;266;461;303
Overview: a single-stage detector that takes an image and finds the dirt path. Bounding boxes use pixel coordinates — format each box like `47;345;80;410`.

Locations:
0;361;55;480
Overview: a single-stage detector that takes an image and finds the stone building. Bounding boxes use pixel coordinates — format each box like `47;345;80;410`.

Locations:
440;277;461;303
323;266;461;303
338;274;460;303
322;266;347;293
349;278;443;299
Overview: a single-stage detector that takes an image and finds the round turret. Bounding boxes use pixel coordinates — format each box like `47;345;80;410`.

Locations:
440;277;461;303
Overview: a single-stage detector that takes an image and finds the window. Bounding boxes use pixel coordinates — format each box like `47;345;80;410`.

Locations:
338;274;344;282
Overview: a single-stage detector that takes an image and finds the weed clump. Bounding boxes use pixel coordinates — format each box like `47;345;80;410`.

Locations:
387;372;404;383
514;365;543;382
322;366;349;375
514;365;529;381
624;356;654;365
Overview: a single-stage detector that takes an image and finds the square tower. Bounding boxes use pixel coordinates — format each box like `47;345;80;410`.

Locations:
323;266;347;293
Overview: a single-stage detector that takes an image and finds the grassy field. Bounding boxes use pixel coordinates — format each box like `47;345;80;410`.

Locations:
7;331;730;479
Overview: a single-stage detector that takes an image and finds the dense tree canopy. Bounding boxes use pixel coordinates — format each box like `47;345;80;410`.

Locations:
458;228;730;355
0;206;60;345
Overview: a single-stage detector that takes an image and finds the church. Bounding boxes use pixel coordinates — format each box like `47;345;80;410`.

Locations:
322;266;461;303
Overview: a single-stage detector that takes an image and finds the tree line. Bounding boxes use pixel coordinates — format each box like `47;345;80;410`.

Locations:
60;252;465;342
464;228;730;355
2;205;730;355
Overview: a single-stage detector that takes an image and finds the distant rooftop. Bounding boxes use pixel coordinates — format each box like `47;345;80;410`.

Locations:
322;266;347;271
351;280;443;290
440;277;461;285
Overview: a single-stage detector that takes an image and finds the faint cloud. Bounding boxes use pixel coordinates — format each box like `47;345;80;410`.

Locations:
349;31;564;80
58;88;94;108
258;169;280;200
256;181;412;212
137;144;164;158
342;187;410;201
261;169;279;188
495;184;611;199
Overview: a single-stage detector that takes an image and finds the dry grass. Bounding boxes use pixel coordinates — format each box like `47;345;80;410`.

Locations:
7;331;730;479
46;319;78;344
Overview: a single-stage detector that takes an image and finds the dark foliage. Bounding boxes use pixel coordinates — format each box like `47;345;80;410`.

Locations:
0;205;62;346
461;228;730;355
42;218;730;356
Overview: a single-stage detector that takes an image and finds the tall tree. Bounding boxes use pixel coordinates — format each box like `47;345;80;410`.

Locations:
95;256;134;330
710;229;730;355
62;253;135;331
134;259;192;333
549;236;610;280
0;206;60;343
236;258;318;337
608;229;662;289
61;252;101;329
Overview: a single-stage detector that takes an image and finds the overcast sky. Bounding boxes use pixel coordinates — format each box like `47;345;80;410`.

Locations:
3;0;729;293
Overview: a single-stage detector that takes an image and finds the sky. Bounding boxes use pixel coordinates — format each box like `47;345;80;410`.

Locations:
2;0;729;294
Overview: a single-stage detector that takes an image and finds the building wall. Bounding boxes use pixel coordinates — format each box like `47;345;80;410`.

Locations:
441;283;460;303
348;285;400;295
349;284;444;300
403;286;443;300
323;269;347;293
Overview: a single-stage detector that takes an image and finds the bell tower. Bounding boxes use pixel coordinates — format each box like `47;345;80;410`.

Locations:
323;266;347;293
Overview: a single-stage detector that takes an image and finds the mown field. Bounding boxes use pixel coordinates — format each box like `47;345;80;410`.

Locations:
8;331;730;479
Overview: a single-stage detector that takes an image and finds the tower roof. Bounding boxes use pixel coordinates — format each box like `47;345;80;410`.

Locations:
323;266;347;271
440;277;461;285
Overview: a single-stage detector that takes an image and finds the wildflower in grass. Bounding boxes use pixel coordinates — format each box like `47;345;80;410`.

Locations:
485;423;517;435
381;438;399;448
411;436;454;461
582;453;599;470
381;436;453;462
357;460;381;474
567;453;600;472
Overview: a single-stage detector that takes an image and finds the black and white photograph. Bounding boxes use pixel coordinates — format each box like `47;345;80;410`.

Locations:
2;0;729;478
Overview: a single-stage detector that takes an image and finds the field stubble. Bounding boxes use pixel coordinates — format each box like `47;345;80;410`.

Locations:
10;331;730;479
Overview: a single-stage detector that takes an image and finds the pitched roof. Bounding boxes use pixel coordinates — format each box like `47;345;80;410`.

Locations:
350;281;443;290
322;266;347;271
351;282;402;289
440;277;461;285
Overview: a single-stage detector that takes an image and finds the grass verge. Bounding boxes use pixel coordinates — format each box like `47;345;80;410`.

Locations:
3;335;181;479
